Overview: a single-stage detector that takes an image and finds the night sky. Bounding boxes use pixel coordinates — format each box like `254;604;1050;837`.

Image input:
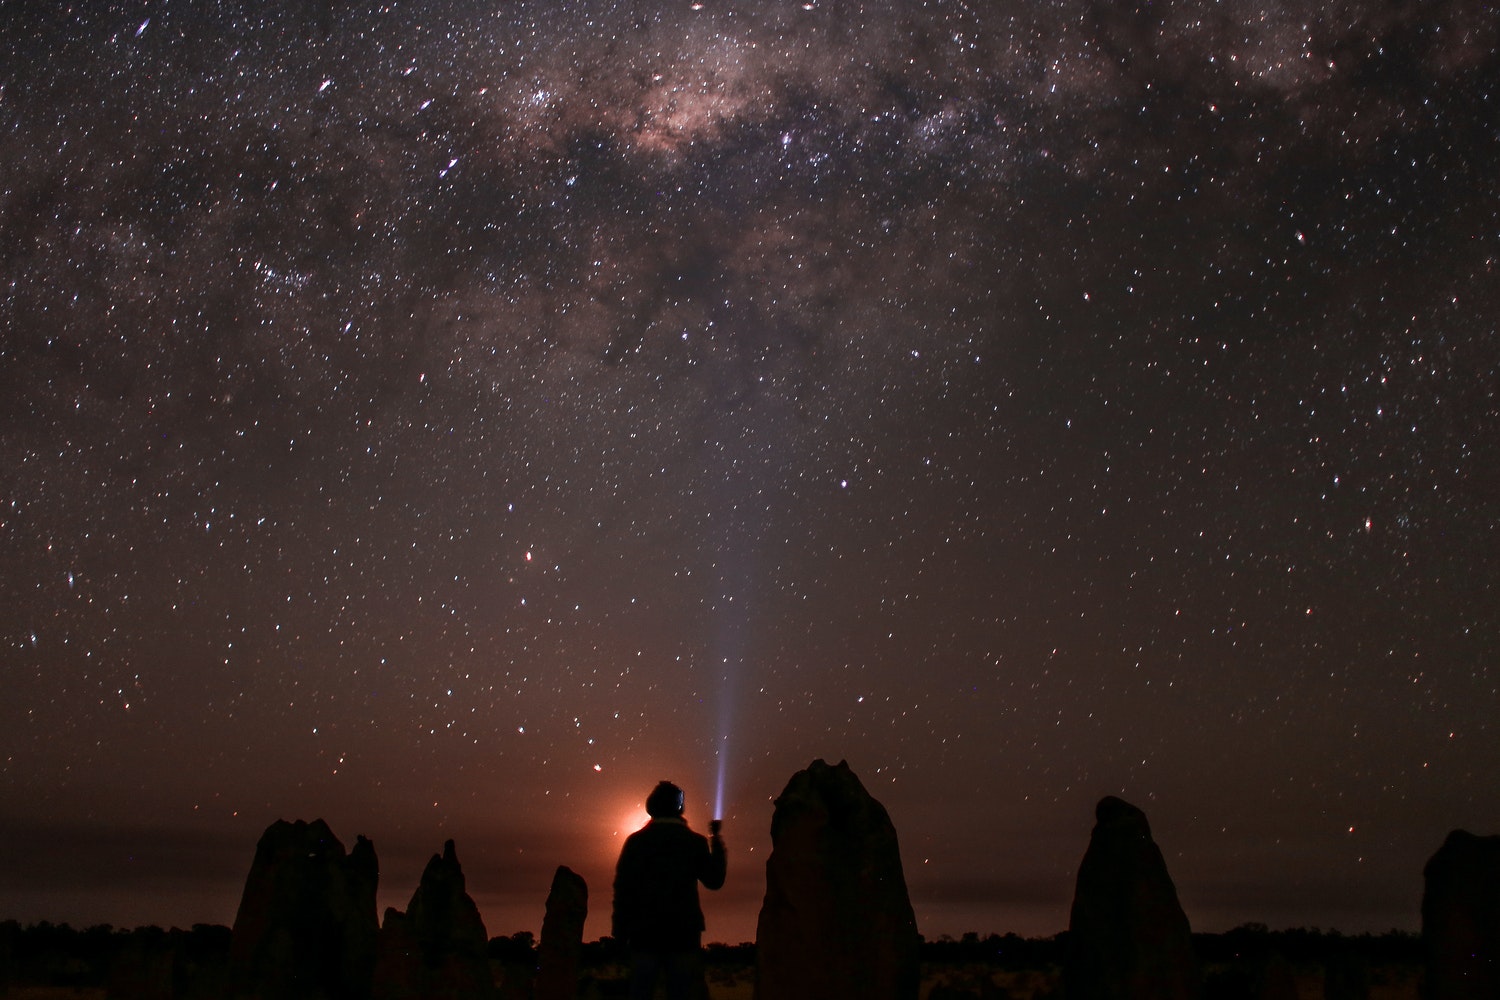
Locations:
3;0;1498;946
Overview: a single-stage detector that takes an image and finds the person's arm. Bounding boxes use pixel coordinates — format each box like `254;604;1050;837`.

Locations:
700;820;727;890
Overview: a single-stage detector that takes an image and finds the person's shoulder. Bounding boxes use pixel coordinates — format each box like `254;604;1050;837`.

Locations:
675;824;710;847
632;818;707;845
626;821;668;843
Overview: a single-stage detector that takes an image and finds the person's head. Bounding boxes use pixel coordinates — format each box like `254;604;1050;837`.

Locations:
645;780;685;818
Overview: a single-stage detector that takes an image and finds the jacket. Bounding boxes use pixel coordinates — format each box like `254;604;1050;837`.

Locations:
611;817;727;951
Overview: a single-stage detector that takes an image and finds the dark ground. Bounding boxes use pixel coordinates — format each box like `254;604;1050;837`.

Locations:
1;919;1424;999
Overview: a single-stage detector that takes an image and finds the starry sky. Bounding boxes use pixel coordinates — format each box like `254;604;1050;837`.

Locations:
2;0;1498;946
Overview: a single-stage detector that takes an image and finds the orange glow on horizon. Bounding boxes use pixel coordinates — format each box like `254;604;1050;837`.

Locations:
611;803;651;840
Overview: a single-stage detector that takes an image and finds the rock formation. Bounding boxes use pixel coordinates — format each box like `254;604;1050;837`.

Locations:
1423;829;1500;1000
754;759;920;1000
534;866;587;1000
228;818;379;1000
1064;796;1198;1000
373;839;494;1000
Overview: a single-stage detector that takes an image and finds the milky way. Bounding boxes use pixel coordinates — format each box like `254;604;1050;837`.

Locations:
2;0;1498;941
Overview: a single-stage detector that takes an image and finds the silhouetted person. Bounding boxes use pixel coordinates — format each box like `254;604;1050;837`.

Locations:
612;780;727;1000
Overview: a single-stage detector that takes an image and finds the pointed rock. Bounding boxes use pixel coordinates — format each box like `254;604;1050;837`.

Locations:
1065;796;1198;1000
1423;829;1500;1000
535;865;588;1000
374;839;494;1000
228;818;380;1000
754;759;920;1000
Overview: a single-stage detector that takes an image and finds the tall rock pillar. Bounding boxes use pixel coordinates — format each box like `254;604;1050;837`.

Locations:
228;818;380;1000
754;759;919;1000
535;865;588;1000
1423;829;1500;1000
373;839;495;1000
1065;796;1198;1000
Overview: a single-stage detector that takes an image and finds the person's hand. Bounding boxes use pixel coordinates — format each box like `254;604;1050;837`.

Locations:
709;819;723;836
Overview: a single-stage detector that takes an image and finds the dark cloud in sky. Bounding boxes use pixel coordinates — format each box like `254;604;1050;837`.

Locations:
2;0;1498;943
